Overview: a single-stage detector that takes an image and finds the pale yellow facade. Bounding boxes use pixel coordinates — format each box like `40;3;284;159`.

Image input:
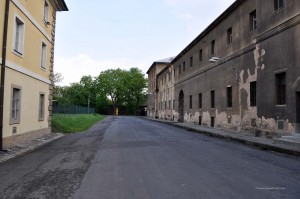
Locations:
0;0;68;148
3;68;50;137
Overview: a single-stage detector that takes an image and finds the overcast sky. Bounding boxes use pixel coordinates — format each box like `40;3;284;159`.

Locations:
54;0;236;86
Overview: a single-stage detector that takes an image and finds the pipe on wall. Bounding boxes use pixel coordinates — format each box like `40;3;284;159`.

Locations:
0;0;10;150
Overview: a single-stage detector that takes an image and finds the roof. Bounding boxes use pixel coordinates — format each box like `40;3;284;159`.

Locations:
51;0;69;11
170;0;242;65
146;57;174;74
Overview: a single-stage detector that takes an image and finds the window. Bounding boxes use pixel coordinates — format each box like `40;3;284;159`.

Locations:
13;16;25;54
39;93;45;121
211;40;215;55
183;61;186;71
179;65;181;74
189;95;192;109
190;56;193;67
173;100;175;110
274;0;285;11
227;86;232;107
169;100;171;109
43;0;49;22
249;10;257;32
227;27;232;45
276;72;286;105
199;49;203;62
10;86;21;124
41;42;47;69
211;90;215;108
250;81;256;106
198;93;202;108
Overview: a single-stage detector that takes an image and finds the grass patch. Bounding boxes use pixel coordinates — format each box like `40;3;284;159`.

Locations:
52;114;106;133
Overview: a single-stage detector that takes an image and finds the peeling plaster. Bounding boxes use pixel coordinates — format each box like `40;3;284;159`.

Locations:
154;45;294;136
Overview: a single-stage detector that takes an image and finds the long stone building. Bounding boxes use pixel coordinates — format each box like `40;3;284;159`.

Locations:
0;0;68;149
147;0;300;136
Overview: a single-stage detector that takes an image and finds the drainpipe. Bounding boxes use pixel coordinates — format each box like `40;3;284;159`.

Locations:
0;0;10;150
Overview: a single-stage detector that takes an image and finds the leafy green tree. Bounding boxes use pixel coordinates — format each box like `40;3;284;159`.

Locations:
96;68;147;115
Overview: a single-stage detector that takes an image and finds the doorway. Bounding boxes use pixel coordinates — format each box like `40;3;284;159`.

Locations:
296;92;300;133
178;90;184;123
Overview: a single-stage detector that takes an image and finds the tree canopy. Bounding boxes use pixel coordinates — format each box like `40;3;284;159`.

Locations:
53;68;147;115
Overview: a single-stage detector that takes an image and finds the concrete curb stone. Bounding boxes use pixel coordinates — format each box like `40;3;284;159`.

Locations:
146;117;300;157
0;133;64;165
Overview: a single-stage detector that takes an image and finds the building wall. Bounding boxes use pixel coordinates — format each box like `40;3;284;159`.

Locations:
150;0;300;136
6;0;53;80
0;0;66;148
157;65;174;120
3;68;50;139
147;62;169;118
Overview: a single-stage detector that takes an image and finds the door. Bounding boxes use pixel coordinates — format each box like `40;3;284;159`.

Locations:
296;92;300;133
178;90;184;123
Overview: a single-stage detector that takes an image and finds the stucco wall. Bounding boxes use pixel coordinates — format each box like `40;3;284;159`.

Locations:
3;68;50;138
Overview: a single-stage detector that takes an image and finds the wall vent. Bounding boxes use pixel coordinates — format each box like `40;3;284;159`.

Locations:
12;127;17;134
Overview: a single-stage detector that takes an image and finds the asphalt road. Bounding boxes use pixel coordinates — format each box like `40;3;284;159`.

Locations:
0;116;299;199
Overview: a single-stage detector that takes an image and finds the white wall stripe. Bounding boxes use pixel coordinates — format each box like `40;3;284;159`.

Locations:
5;59;51;84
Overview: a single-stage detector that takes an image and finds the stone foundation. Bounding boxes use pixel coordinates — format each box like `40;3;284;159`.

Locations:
3;128;51;149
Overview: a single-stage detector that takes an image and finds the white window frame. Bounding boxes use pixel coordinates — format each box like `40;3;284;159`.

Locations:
10;85;22;124
38;92;45;121
12;14;25;57
43;0;50;23
40;41;47;69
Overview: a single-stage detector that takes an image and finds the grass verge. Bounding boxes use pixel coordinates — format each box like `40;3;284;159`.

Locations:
52;114;106;133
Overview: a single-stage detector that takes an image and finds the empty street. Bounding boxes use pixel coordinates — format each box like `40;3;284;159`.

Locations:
0;116;299;199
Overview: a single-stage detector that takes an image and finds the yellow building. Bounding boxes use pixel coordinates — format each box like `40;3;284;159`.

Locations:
0;0;68;149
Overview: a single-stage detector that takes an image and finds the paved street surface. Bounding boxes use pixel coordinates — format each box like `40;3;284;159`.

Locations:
0;116;300;199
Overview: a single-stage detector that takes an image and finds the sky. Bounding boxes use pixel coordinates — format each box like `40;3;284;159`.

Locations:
54;0;236;86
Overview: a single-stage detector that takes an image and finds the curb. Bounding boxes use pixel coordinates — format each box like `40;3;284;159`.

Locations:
147;118;300;157
0;133;65;165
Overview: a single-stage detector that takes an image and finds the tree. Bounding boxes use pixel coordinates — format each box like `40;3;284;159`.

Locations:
96;68;147;115
96;69;127;115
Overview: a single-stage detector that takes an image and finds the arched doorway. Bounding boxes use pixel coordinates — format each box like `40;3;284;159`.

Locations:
178;90;184;123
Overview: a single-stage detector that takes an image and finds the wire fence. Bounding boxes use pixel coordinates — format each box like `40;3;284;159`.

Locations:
53;104;95;115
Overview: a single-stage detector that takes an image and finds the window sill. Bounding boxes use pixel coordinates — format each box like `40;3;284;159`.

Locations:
273;7;286;15
12;50;23;58
275;104;287;108
9;120;20;125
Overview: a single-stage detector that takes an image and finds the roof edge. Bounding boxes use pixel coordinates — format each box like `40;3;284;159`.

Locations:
171;0;242;65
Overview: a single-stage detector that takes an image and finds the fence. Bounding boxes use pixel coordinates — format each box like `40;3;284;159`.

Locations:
53;104;95;114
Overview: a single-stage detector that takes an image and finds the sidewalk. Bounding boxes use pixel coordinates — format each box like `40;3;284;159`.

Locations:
0;133;64;165
147;117;300;157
